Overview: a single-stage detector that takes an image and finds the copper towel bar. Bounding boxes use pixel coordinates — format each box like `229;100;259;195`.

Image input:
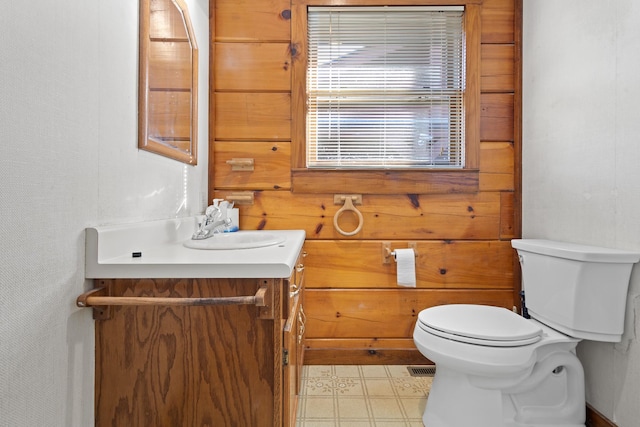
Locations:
76;284;268;308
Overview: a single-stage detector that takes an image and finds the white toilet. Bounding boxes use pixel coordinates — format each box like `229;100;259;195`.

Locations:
413;239;640;427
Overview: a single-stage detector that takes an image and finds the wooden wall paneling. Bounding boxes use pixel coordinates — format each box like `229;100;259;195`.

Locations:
304;347;429;366
210;0;522;366
215;0;292;42
214;141;291;190
215;43;292;91
304;289;514;338
302;240;514;289
480;93;515;142
513;0;524;242
303;338;430;365
480;0;515;44
306;338;422;351
214;92;291;140
511;0;524;311
479;141;515;191
500;191;516;240
290;3;307;169
214;191;502;240
291;169;479;194
480;44;515;92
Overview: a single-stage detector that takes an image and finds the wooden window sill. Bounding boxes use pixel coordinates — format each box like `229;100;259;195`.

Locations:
291;169;479;194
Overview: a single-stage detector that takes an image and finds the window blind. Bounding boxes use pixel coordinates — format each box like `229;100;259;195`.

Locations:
306;6;465;169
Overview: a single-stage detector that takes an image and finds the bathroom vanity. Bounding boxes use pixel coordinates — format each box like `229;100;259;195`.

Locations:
78;218;306;427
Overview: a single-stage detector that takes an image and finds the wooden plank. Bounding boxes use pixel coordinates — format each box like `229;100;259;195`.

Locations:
304;348;428;366
305;338;419;350
215;43;292;91
214;93;291;140
479;141;514;191
291;169;479;195
500;191;516;239
215;0;291;42
481;93;514;142
290;3;307;169
213;141;291;190
304;289;514;338
465;4;482;169
481;44;515;93
304;338;430;365
214;191;503;240
481;0;515;44
302;240;514;289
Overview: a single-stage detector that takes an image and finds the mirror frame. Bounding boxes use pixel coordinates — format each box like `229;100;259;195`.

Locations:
138;0;198;165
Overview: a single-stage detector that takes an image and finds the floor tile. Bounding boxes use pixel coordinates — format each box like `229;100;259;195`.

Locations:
297;365;431;426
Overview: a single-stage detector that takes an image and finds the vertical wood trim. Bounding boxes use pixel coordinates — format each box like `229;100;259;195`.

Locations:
465;4;481;169
513;0;522;239
291;4;308;169
512;0;523;310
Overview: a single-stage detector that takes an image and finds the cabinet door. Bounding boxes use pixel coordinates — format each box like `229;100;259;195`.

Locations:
94;278;282;427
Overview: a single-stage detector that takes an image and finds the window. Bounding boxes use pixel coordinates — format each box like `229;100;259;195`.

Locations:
291;1;481;194
307;6;465;169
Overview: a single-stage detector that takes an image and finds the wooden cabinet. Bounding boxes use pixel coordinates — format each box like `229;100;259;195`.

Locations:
90;249;306;426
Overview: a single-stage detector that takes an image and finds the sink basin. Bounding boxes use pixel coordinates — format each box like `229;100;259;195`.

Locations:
183;231;286;250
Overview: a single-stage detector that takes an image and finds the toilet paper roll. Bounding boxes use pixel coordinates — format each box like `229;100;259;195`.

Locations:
395;248;416;288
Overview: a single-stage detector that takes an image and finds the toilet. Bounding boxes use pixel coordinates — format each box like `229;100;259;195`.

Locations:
413;239;640;427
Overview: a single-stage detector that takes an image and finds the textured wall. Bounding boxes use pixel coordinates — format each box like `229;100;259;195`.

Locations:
522;1;640;425
0;0;209;425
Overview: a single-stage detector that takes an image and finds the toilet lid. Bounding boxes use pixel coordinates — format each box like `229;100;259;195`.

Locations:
418;304;543;347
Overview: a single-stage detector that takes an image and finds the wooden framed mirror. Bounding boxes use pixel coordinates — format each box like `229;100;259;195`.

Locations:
138;0;198;164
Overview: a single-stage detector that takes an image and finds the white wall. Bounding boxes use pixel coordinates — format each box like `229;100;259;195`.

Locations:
523;1;640;425
0;1;209;425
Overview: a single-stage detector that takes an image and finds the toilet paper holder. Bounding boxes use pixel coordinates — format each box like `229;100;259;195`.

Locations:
382;242;418;264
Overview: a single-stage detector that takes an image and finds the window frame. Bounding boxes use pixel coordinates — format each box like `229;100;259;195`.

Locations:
291;0;481;194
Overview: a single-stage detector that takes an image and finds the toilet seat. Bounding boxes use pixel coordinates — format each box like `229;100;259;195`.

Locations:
417;304;543;347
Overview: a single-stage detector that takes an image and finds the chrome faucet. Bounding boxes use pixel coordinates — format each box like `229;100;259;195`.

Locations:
191;205;232;240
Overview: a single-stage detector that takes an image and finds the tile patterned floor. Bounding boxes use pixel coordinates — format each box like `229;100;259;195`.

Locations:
296;365;432;426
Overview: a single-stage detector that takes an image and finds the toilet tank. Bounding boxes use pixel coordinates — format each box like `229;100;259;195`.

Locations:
511;239;640;342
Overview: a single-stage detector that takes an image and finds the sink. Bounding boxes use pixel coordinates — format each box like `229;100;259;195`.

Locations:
84;217;305;278
183;231;286;250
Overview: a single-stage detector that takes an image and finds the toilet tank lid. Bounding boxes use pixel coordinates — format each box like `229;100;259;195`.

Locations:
512;239;640;263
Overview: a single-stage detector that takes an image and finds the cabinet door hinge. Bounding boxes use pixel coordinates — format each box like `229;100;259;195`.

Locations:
283;349;289;366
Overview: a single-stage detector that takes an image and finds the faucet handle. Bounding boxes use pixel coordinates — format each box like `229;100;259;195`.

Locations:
205;205;220;219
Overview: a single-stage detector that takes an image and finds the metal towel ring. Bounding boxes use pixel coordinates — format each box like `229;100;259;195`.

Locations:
333;196;364;236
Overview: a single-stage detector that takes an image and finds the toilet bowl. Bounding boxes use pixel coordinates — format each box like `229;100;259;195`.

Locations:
414;305;584;427
412;239;640;427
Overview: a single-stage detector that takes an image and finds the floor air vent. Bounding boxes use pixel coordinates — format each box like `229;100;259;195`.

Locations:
407;366;436;377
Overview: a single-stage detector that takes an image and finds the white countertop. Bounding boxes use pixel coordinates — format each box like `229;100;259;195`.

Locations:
85;216;306;279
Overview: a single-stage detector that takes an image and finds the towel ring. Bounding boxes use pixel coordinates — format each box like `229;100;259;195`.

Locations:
333;196;364;236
